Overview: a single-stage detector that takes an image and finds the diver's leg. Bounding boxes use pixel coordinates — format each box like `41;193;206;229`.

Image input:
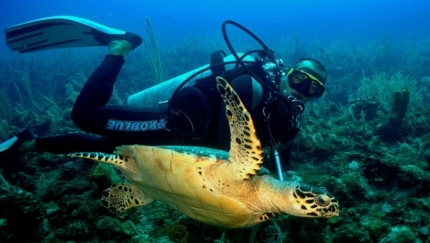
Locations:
70;40;132;116
0;131;120;157
70;39;173;144
34;134;120;154
0;52;131;157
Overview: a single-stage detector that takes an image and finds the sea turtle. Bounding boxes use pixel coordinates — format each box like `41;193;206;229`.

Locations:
70;77;339;228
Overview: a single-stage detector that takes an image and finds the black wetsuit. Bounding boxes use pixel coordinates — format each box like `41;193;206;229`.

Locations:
35;54;301;172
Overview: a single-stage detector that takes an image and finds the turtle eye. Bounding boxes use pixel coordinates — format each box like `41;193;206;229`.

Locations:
316;194;330;206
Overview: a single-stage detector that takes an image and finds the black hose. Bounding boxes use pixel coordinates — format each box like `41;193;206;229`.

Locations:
221;20;280;93
221;20;276;63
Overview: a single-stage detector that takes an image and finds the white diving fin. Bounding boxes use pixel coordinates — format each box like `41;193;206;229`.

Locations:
5;15;142;53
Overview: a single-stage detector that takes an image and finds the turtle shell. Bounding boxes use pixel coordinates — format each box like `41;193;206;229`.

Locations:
115;144;259;228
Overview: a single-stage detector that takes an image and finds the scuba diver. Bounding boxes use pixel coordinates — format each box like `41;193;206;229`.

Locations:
0;16;327;180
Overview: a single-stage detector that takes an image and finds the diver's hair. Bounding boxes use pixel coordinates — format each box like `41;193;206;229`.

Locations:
293;58;328;83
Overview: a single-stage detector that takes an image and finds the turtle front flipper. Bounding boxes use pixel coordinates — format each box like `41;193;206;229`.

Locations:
102;183;154;212
216;77;264;181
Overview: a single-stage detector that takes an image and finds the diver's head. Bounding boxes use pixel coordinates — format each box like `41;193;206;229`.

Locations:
280;58;327;102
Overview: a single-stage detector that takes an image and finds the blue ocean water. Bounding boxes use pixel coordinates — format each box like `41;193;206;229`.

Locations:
1;0;429;56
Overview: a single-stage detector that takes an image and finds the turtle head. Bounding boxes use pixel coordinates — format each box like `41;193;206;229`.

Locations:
288;183;339;218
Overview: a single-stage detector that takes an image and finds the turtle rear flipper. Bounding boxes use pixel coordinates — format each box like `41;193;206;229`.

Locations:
102;183;154;212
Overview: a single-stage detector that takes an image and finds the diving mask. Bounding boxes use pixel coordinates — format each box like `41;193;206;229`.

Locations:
287;69;326;98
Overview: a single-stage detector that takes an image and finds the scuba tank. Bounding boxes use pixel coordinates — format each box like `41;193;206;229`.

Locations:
126;53;255;107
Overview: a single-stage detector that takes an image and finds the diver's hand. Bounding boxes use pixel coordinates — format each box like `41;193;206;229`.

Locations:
283;171;303;182
257;167;272;176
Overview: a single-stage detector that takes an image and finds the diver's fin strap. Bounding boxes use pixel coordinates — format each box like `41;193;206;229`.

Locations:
210;50;227;76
